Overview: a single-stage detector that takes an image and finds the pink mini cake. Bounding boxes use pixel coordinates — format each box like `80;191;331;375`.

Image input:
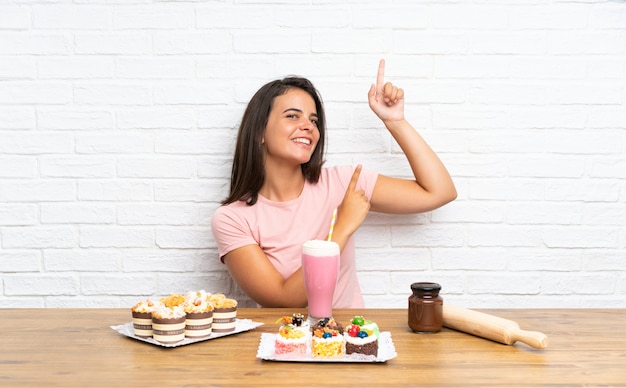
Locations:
345;316;378;357
311;327;344;358
274;313;310;355
183;290;214;339
152;304;186;344
208;294;238;333
131;299;156;338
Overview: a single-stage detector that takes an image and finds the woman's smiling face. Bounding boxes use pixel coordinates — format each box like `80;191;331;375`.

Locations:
263;87;320;167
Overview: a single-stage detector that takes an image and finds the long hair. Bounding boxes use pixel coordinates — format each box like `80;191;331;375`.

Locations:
222;77;326;206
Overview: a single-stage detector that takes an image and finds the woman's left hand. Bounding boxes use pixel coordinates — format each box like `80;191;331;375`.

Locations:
368;59;405;123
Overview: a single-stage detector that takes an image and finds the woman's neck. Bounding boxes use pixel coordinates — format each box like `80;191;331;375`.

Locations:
259;164;305;202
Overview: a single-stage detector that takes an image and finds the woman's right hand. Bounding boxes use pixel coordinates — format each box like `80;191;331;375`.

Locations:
332;165;370;247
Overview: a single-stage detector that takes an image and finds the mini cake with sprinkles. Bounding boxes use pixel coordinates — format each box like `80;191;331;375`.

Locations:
274;313;310;355
311;317;344;334
131;299;156;338
208;293;238;333
183;290;214;339
151;304;186;344
344;316;379;357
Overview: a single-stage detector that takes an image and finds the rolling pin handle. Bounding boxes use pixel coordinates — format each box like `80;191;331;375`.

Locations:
510;328;549;349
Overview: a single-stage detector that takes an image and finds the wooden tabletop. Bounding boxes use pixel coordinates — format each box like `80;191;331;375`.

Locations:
0;307;624;387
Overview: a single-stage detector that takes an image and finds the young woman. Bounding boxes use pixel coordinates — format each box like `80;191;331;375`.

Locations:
211;59;456;308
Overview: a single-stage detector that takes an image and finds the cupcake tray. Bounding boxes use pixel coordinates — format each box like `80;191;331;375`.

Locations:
256;331;397;363
111;319;264;348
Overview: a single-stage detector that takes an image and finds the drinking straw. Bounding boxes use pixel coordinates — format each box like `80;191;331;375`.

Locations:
327;208;337;241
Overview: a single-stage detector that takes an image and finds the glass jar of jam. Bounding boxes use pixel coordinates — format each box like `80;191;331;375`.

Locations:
408;282;443;333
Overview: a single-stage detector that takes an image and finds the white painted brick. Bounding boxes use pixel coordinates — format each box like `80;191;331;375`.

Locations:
542;227;619;249
74;83;152;106
154;180;226;202
0;204;38;226
32;5;111;30
545;179;620;203
357;271;391;295
79;227;154;248
432;248;508;271
356;248;430;271
0;156;36;178
198;157;232;179
435;56;510;79
116;106;196;129
116;57;194;79
395;31;469;54
432;5;509;30
37;56;114;79
157;273;233;297
275;6;350;28
37;108;114;130
76;133;154;154
431;201;504;224
0;6;31;30
390;272;466;295
117;157;196;178
0;107;35;130
353;5;428;29
582;250;626;271
0;56;36;79
433;107;508;130
152;31;231;55
392;225;466;248
541;273;617;295
588;107;626;129
153;81;230;105
117;203;197;226
44;249;122;272
509;107;587;130
4;275;79;296
582;204;626;226
469;179;543;201
0;251;41;272
41;203;116;224
122;250;218;273
3;226;77;249
78;180;152;201
74;32;151;55
470;32;547;55
155;227;214;249
0;180;76;202
0;32;70;55
446;155;507;178
113;5;194;30
0;82;71;105
196;5;273;29
509;6;588;30
155;131;235;155
589;158;626;179
508;249;582;272
198;56;274;79
81;275;156;296
507;202;582;225
313;30;390;54
468;225;540;247
467;273;541;295
0;132;73;154
509;156;585;178
40;156;116;178
547;82;624;105
233;31;312;54
549;31;626;55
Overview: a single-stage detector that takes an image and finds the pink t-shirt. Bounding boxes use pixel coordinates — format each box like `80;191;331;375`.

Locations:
211;165;378;308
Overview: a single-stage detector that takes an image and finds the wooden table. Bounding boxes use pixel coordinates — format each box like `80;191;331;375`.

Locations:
0;308;624;387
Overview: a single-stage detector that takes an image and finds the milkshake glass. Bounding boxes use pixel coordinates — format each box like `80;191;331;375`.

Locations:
302;239;340;324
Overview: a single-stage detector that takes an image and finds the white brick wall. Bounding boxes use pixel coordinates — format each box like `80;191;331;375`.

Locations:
0;0;624;309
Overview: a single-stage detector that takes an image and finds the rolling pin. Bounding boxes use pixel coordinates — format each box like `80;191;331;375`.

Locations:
442;304;549;349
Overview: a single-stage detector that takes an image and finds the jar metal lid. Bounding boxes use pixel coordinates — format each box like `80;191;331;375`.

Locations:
410;282;441;292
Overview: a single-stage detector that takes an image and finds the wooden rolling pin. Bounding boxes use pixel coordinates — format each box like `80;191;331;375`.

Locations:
442;304;549;349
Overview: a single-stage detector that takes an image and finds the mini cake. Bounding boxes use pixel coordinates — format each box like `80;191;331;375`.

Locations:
152;304;186;344
160;293;186;308
345;316;378;357
183;290;214;339
311;327;344;358
131;299;156;338
274;313;310;355
209;293;238;333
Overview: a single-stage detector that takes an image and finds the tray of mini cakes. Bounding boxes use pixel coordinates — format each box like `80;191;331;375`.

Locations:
111;290;263;347
256;314;397;362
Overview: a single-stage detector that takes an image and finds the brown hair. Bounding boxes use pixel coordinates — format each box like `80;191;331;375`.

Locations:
222;77;327;206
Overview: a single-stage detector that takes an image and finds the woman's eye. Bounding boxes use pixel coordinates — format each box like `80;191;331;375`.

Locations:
310;119;318;126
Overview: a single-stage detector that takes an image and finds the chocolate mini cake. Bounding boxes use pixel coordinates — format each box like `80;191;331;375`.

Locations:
152;305;186;344
131;299;156;338
209;294;238;333
344;316;378;357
